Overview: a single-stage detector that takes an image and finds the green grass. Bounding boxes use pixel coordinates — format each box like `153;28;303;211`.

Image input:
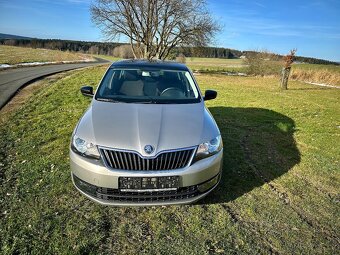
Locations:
0;45;93;65
187;57;243;65
0;66;339;254
183;57;246;73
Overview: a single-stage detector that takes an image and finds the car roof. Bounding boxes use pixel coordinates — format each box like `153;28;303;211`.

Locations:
109;59;189;71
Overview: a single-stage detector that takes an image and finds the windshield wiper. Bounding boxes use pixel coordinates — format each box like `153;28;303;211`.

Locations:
130;100;157;104
97;97;157;104
99;93;159;103
130;96;159;104
96;98;126;103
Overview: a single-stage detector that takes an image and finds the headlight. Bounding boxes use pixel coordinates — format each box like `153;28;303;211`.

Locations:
71;135;100;159
194;135;223;162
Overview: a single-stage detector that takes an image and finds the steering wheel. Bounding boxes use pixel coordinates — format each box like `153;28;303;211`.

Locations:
160;87;185;97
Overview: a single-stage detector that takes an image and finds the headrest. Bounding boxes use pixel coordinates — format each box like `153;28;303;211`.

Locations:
163;71;178;81
123;70;139;81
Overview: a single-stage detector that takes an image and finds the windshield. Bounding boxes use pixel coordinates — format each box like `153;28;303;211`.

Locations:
95;68;201;104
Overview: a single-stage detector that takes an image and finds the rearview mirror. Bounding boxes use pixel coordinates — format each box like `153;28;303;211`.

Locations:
81;86;94;97
204;90;217;101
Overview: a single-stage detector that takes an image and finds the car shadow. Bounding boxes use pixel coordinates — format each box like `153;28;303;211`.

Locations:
198;107;301;205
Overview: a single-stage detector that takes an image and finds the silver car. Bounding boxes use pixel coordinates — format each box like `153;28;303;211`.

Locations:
70;60;223;206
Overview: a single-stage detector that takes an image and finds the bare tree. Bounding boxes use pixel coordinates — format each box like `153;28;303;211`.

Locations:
91;0;220;60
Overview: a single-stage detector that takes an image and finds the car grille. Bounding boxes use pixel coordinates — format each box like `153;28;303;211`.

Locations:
99;147;195;171
73;174;199;202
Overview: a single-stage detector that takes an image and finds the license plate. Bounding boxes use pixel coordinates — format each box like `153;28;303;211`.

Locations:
119;176;180;191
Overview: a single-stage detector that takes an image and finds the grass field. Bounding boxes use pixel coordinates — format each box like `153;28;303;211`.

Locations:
186;57;245;73
182;57;340;86
0;45;93;65
0;66;339;254
94;55;245;73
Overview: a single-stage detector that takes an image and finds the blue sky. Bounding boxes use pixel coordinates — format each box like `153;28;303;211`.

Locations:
0;0;339;61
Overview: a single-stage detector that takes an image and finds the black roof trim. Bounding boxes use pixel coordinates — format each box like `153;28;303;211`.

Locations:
109;59;189;71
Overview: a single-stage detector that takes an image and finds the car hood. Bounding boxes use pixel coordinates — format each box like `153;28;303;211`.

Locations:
76;100;219;157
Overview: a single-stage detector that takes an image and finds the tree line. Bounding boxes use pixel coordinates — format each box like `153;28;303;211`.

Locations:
243;51;339;65
0;38;338;65
0;38;122;56
0;38;242;59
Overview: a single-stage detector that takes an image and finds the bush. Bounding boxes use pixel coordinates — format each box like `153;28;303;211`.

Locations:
244;50;282;76
176;53;186;63
112;45;134;59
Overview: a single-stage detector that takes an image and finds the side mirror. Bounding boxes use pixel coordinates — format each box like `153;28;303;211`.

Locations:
204;90;217;101
81;86;94;97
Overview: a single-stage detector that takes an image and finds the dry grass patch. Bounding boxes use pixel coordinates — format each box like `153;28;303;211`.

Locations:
0;45;94;65
291;67;340;86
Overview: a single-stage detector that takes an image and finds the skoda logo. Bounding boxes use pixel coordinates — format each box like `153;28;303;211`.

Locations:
144;145;154;154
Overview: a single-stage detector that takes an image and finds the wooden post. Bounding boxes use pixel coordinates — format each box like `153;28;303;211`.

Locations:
280;67;291;90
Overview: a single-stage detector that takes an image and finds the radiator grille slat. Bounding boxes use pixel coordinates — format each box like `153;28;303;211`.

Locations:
100;148;195;171
138;154;141;170
112;151;119;169
117;152;124;169
167;152;172;170
171;152;177;169
103;150;113;166
109;151;116;167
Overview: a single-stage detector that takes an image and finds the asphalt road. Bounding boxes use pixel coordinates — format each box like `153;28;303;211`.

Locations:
0;58;110;109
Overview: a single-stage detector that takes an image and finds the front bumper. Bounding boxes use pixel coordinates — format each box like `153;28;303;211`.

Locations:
70;149;223;206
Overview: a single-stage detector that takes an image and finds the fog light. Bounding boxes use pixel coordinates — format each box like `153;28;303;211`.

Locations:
198;174;220;193
73;174;97;196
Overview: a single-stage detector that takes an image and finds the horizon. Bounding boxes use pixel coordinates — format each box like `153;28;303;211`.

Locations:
0;0;339;62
